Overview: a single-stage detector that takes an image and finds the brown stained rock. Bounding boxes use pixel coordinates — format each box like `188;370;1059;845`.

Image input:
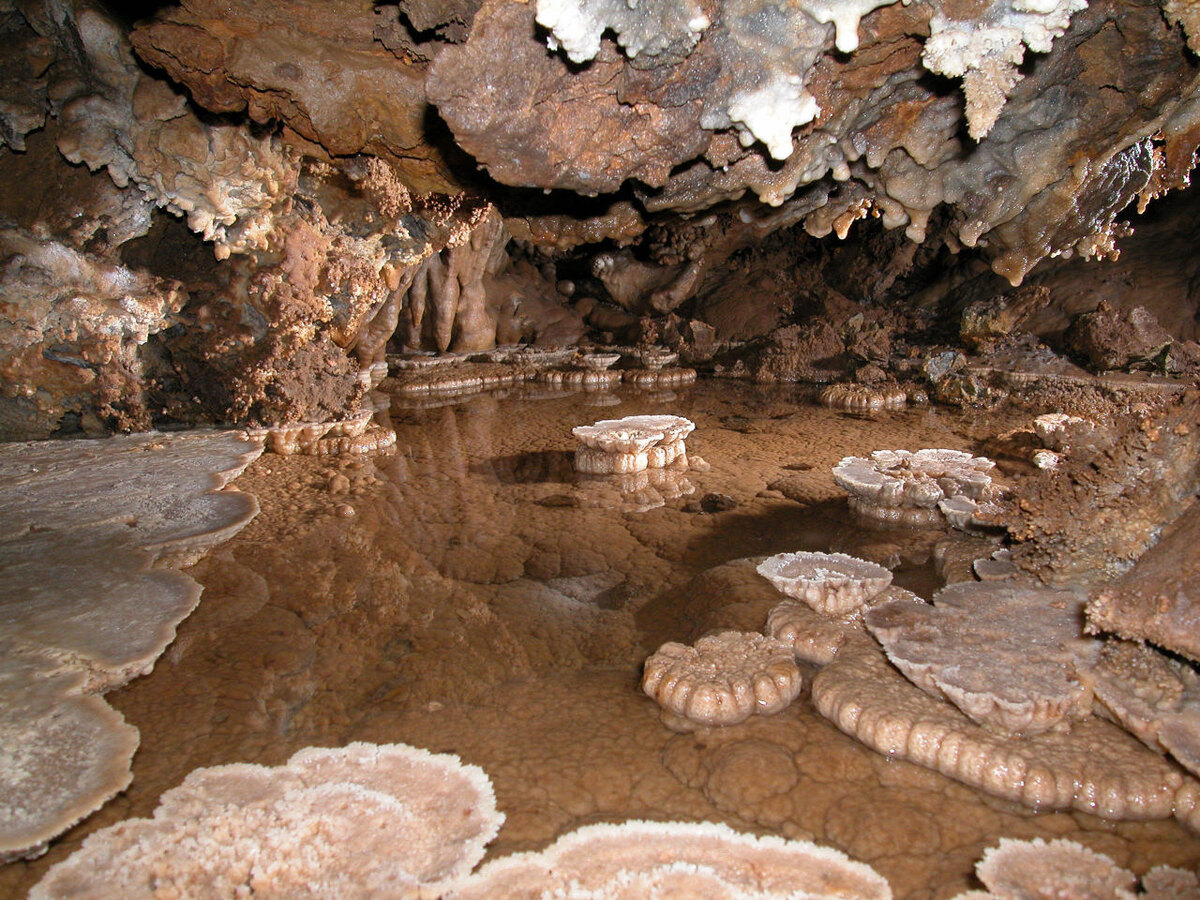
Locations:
0;225;186;439
1091;641;1200;780
959;286;1052;350
1067;303;1175;372
743;322;850;384
427;0;714;195
864;582;1099;736
31;742;503;899
132;0;453;193
1004;391;1200;585
756;551;893;617
642;631;803;729
810;636;1199;826
972;837;1138;900
1086;495;1200;663
445;820;892;900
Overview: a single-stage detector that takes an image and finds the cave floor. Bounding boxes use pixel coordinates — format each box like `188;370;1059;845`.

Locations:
6;380;1200;898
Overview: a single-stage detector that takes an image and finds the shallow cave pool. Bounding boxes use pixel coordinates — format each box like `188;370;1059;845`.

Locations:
6;380;1200;898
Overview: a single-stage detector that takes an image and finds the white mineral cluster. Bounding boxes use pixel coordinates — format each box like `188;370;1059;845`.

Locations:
922;0;1090;139
572;414;695;474
537;0;904;162
832;448;998;528
32;742;504;899
535;0;711;63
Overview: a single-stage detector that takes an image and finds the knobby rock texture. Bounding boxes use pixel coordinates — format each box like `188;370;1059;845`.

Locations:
0;0;1197;439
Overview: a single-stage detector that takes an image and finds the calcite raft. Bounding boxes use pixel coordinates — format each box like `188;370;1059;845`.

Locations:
832;449;998;528
864;582;1099;736
756;550;893;617
572;414;696;474
641;631;803;729
445;820;892;900
31;742;504;900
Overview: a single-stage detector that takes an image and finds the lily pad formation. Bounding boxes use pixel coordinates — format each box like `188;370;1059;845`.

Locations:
572;414;696;475
31;742;504;899
950;837;1199;900
864;582;1099;736
446;820;893;900
832;449;999;528
641;631;804;729
0;430;262;862
745;543;1200;835
33;741;895;900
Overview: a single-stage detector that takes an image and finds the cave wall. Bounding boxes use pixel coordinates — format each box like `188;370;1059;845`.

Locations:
0;0;1198;438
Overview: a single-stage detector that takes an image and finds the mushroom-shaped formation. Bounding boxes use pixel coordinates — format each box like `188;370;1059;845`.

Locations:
818;383;907;413
811;636;1199;825
642;631;802;730
756;551;893;616
965;838;1137;900
572;414;695;474
0;429;262;862
31;742;504;900
258;408;397;457
580;352;621;370
445;820;892;900
1091;641;1200;779
832;449;997;528
623;365;699;388
638;346;678;370
864;582;1098;736
766;586;921;666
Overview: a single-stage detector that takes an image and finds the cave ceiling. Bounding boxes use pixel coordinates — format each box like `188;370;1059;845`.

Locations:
1;0;1199;438
121;0;1200;282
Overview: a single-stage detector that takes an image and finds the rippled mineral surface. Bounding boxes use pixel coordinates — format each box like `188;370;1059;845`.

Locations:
4;381;1198;899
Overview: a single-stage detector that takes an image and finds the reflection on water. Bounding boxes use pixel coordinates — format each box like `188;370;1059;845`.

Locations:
5;381;1199;898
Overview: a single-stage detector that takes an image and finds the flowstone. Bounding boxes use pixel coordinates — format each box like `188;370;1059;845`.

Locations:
0;430;262;861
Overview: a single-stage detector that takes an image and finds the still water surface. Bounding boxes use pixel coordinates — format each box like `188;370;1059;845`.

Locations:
6;381;1199;897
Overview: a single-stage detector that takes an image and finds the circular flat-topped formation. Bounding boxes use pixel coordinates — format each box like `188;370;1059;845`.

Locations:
641;631;802;729
833;449;997;528
572;414;696;474
756;550;893;616
819;383;908;413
